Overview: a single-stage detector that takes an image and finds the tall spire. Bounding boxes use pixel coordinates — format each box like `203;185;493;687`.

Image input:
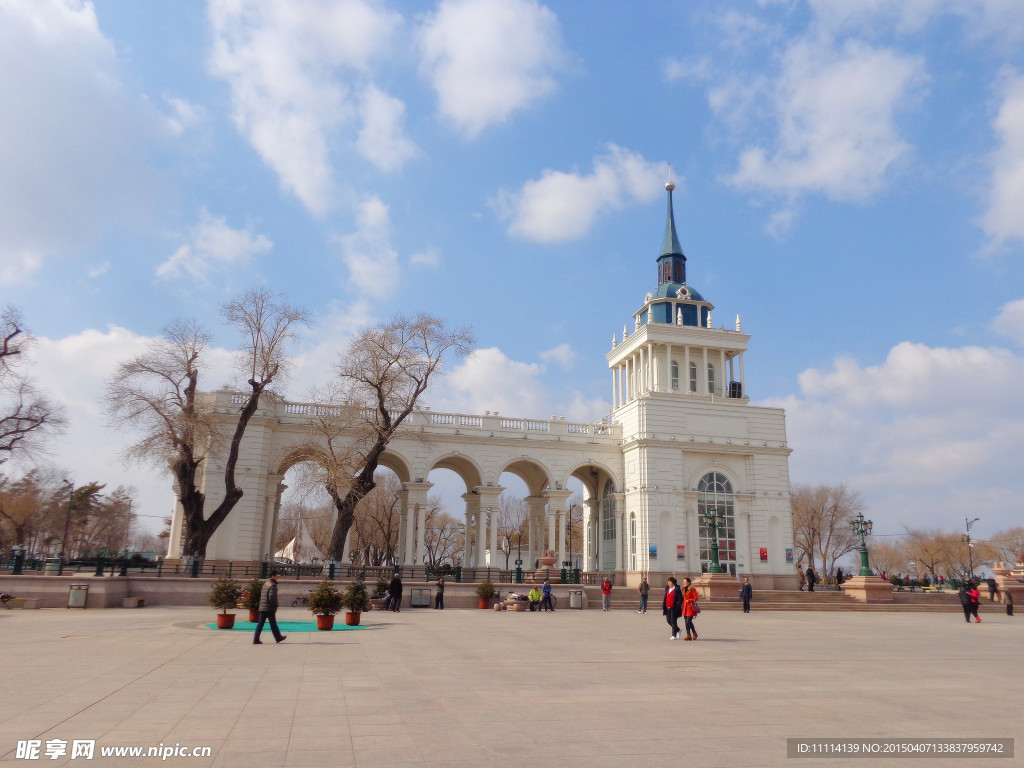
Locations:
660;180;684;258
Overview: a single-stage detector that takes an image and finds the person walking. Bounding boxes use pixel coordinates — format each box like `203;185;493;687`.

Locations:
805;565;817;592
253;570;286;645
797;566;806;591
986;577;999;602
682;577;699;640
388;573;403;612
967;581;981;623
663;576;683;639
637;577;650;614
601;577;613;611
528;585;542;612
1005;590;1014;616
835;567;844;587
740;577;753;613
541;579;555;611
434;576;445;609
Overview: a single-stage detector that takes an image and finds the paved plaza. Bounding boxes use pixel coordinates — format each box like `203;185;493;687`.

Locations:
1;604;1020;768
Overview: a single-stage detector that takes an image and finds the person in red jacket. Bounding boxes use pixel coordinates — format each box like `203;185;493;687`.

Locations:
601;577;613;611
681;577;700;640
662;577;683;639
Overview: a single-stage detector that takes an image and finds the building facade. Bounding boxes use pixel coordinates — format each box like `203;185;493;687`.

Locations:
169;183;796;589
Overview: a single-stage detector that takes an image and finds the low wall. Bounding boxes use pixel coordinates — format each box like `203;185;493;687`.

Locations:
0;575;597;610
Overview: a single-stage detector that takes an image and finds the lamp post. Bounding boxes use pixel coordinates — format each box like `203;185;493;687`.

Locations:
59;480;74;576
850;512;875;576
963;517;980;581
701;507;726;574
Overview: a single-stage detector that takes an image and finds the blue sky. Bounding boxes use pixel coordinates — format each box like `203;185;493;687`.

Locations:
3;0;1023;541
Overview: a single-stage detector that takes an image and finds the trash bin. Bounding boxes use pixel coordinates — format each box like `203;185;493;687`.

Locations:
410;588;431;608
44;559;61;575
68;584;89;609
568;589;583;610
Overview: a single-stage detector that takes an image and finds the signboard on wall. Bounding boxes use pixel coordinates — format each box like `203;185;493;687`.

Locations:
676;545;686;559
649;545;657;558
759;548;768;562
785;548;794;563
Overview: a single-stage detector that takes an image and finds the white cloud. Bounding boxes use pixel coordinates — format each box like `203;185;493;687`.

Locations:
725;38;925;203
164;96;206;136
979;72;1024;250
0;0;159;278
207;0;402;214
497;145;665;242
418;0;565;139
432;347;547;416
156;209;273;282
357;85;418;172
991;297;1024;345
410;247;440;268
662;57;710;83
539;343;575;370
86;261;111;279
764;340;1024;532
337;195;398;297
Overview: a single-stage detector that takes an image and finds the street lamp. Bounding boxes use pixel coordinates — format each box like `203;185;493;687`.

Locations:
850;512;875;576
701;507;726;574
963;517;980;580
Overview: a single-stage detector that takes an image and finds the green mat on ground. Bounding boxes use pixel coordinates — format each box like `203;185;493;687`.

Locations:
205;620;365;632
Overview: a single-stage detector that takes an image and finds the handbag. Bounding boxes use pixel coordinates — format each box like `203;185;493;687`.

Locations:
692;601;701;614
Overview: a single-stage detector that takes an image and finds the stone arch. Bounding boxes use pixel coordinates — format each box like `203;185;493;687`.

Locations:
499;457;552;497
567;461;620;500
426;452;483;490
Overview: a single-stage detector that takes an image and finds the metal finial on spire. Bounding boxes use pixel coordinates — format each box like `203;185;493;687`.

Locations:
666;163;675;192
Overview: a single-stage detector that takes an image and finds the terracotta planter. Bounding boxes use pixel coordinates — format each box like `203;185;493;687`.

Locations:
216;613;236;629
248;610;259;623
478;599;490;609
344;611;361;626
316;614;335;631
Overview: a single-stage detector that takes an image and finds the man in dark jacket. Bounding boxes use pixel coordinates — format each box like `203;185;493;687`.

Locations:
663;577;683;640
740;577;753;613
806;566;817;592
388;574;403;612
253;570;286;644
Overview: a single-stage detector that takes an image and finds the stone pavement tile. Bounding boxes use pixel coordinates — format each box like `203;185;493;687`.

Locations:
284;749;355;766
211;750;286;767
352;745;425;764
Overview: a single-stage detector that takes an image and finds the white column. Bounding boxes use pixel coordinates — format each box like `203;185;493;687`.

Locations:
556;510;565;566
464;511;473;567
547;511;556;553
702;347;709;395
416;504;427;565
489;507;499;564
665;342;672;391
476;507;487;566
584;499;599;572
683;346;690;392
739;352;746;395
403;495;415;566
611;369;618;407
720;349;726;396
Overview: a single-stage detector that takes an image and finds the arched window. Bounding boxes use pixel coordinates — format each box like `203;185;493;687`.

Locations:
707;363;716;395
671;360;679;391
697;472;737;576
688;362;697;393
600;481;616;571
673;259;682;282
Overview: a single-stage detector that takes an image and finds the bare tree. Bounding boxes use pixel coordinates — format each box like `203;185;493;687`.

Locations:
350;469;402;566
423;504;463;567
904;528;958;582
496;493;528;568
865;537;907;578
989;527;1024;567
105;290;308;557
307;314;472;561
0;307;66;466
791;484;863;579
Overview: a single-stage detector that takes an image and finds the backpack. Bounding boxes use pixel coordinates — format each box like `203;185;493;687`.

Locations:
958;588;970;607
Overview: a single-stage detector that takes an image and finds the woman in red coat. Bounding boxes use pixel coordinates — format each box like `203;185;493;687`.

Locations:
662;577;683;639
681;577;700;640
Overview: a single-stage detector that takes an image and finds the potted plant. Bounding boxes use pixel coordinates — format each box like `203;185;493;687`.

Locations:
475;579;497;609
209;575;243;629
370;577;388;611
343;580;371;626
306;577;343;630
243;577;264;622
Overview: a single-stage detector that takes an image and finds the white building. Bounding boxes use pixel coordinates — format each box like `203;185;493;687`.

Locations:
170;182;796;589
